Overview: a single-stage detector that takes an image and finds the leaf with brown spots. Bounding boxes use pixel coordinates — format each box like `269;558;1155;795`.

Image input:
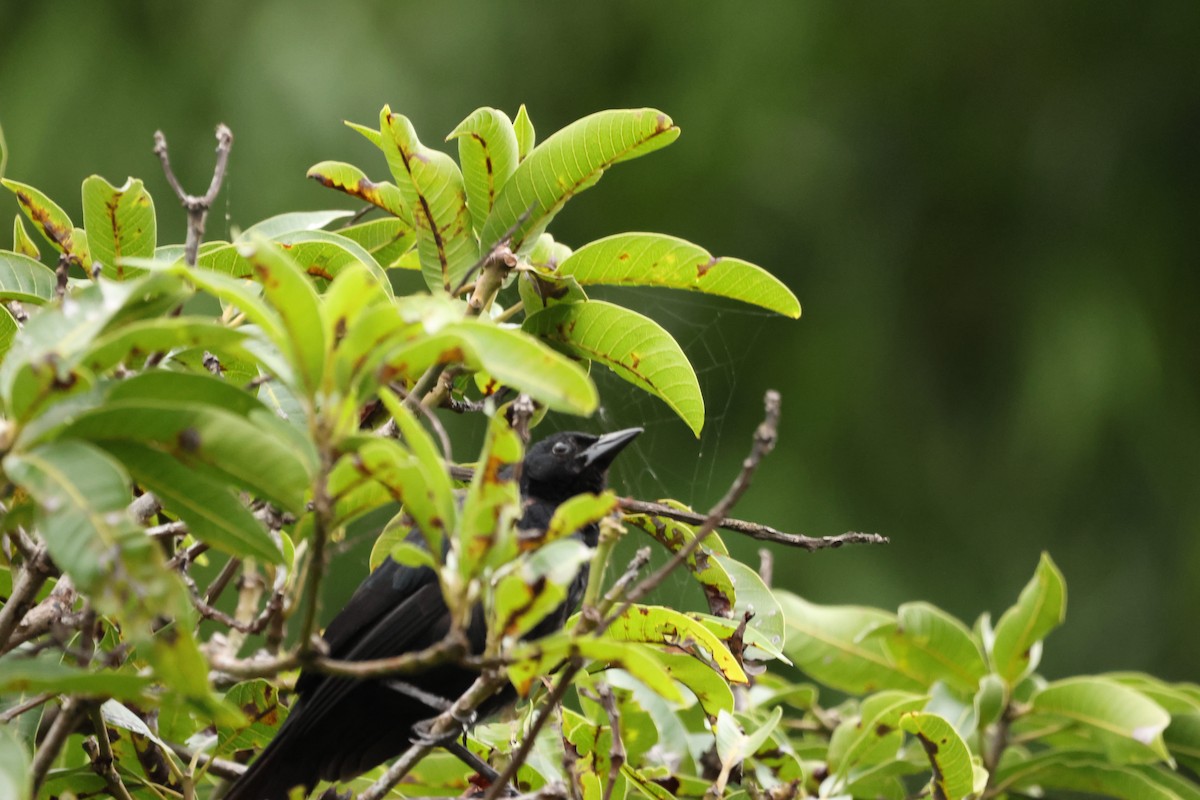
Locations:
492;538;591;640
305;160;410;221
13;214;40;258
457;411;522;582
624;513;735;617
447;107;520;236
338;217;416;269
523;300;702;435
1;178;84;260
606;604;748;685
378;107;479;292
506;633;683;702
81;175;156;280
899;711;980;800
559;233;800;318
479;108;680;253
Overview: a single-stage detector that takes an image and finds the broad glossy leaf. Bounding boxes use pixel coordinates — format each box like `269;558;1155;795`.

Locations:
995;751;1200;800
80;316;252;374
448;107;520;235
306;160;410;219
1;179;79;256
381;319;598;415
172;264;287;355
1030;676;1172;763
1107;673;1200;715
480;109;679;252
1166;713;1200;773
338;218;416;269
776;590;924;693
0;654;150;699
3;440;188;624
507;634;682;702
875;602;988;694
458;412;522;580
524;301;701;434
513;103;536;161
81;176;156;279
559;234;800;318
992;552;1066;683
239;239;326;397
899;711;981;800
241;209;355;239
378;387;456;532
492;538;591;640
347;438;450;556
713;553;787;660
64;400;310;513
0;251;55;304
103;440;283;562
379;108;478;292
606;604;747;685
624;513;734;616
828;690;926;779
0;724;29;800
12;216;40;258
651;648;735;717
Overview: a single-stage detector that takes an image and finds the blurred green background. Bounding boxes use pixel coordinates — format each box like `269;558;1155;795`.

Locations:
3;1;1197;680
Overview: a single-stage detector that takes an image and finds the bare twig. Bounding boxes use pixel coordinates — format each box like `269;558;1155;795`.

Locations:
54;252;71;299
758;548;774;588
0;692;53;723
168;741;246;781
129;493;162;525
356;671;508;800
0;544;52;650
481;663;581;800
4;576;78;654
153;123;234;266
204;556;242;606
85;704;137;800
31;697;87;793
588;683;625;800
604;391;782;631
297;452;335;659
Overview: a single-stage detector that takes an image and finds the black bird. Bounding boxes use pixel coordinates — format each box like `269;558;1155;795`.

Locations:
222;427;642;800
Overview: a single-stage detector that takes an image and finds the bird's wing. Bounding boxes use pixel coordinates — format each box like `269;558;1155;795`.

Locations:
294;528;440;696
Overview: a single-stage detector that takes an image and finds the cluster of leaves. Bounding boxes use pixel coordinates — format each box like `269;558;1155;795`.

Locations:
0;103;1193;800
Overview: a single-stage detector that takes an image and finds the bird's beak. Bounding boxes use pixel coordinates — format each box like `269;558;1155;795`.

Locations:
578;427;643;469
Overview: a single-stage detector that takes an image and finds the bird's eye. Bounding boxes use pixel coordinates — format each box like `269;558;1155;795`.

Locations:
551;441;571;457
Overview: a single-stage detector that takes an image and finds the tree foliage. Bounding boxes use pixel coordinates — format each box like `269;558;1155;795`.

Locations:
0;106;1194;800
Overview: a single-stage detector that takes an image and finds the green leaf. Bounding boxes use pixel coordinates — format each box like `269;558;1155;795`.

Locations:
712;554;787;661
650;648;735;717
606;604;747;685
381;319;598;415
458;412;523;580
379;107;478;292
492;538;591;639
899;711;981;800
79;316;251;374
558;234;800;318
776;590;925;693
12;217;40;258
337;218;416;269
0;305;15;361
0;723;30;800
524;300;701;434
875;602;988;694
1;179;79;256
0;654;151;699
343;438;450;556
714;707;782;771
2;440;188;624
521;491;617;549
448;107;520;235
306;160;410;219
172;264;287;356
624;513;735;617
81;175;156;279
513;103;536;161
995;752;1200;800
1029;676;1172;763
216;680;289;755
378;388;456;532
507;634;682;703
991;552;1067;683
64;399;311;513
828;690;927;779
241;209;355;239
102;440;283;563
480;108;679;252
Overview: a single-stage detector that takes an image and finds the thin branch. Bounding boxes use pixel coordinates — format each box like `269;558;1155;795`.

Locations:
85;704;137;800
356;671;508;800
586;683;624;800
0;692;53;723
167;741;246;781
153;123;234;267
207;634;466;681
31;697;87;793
296;451;335;659
603;390;782;631
0;544;52;650
4;576;78;654
481;663;580;800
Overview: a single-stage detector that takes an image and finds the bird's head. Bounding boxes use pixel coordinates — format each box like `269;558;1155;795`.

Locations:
520;428;643;503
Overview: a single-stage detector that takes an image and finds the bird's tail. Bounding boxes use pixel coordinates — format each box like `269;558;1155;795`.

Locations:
220;726;316;800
